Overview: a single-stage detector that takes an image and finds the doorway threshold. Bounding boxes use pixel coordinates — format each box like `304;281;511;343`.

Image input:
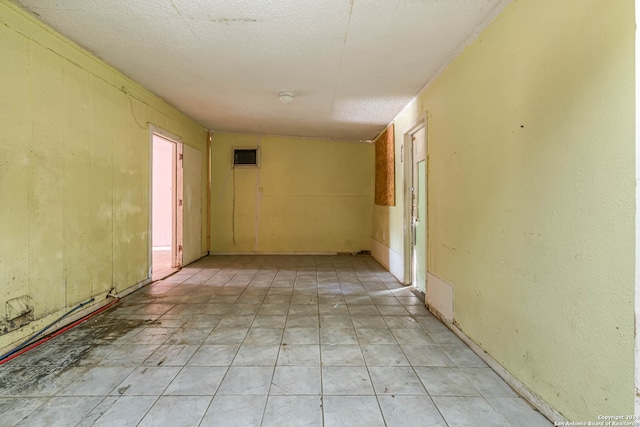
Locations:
152;266;179;282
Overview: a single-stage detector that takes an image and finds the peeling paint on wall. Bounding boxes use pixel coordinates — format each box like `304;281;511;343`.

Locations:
0;1;207;352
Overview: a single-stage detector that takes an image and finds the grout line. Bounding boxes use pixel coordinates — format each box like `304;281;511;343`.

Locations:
3;256;549;426
314;264;326;426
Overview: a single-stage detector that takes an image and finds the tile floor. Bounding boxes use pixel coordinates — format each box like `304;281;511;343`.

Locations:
152;248;178;282
0;255;552;427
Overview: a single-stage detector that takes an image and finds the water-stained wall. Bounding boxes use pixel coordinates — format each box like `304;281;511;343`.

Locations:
0;1;208;352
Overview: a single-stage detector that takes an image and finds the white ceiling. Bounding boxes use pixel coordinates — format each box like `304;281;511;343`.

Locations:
13;0;511;141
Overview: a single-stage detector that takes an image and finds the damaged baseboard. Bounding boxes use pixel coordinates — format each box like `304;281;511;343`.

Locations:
440;318;568;424
113;277;152;299
0;277;152;357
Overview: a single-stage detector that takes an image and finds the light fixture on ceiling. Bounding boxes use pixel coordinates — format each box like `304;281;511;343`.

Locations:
278;91;294;104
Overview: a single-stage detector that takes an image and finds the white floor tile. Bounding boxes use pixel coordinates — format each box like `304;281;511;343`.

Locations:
113;366;181;396
218;367;274;394
368;367;427;395
323;395;385;427
487;397;553;426
232;344;280;366
414;367;481;396
321;344;366;366
262;395;323;427
378;395;447;427
322;366;374;395
361;344;410;366
163;366;227;395
0;255;551;427
277;344;320;365
0;397;48;427
271;366;321;395
14;396;103;427
138;395;211;427
91;396;157;427
433;396;510;426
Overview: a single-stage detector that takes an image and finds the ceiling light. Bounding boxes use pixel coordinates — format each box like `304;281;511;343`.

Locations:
278;91;294;104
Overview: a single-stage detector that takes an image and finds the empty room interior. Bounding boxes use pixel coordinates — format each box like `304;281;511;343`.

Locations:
0;0;635;426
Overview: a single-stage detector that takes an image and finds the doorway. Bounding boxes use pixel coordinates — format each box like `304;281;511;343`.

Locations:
411;127;427;293
151;132;183;280
404;121;427;293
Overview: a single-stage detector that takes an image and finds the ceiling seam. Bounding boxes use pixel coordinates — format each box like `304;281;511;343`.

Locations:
14;0;513;141
243;102;265;134
168;0;199;41
326;0;356;132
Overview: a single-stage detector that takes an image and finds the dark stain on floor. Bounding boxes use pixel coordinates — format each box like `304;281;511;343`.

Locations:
0;308;151;395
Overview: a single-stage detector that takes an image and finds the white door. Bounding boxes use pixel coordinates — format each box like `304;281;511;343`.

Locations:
151;134;182;273
182;144;202;265
411;127;427;293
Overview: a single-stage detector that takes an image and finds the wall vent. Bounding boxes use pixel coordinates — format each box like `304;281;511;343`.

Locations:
1;295;34;335
232;147;260;168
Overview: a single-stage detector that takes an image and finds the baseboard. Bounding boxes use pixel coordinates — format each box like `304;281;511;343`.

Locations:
426;273;454;322
115;278;152;299
0;292;117;357
209;252;339;256
442;319;568;424
370;238;404;283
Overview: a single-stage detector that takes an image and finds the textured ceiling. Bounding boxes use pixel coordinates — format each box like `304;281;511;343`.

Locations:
13;0;511;140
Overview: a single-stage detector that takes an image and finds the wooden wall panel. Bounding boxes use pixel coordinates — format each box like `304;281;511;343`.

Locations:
374;124;395;206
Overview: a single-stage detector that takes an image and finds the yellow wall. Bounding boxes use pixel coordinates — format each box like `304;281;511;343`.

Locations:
0;1;207;351
211;133;374;253
374;0;634;420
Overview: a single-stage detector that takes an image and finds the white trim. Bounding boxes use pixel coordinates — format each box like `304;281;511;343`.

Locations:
148;129;154;280
148;125;183;280
403;117;427;286
443;319;566;424
175;142;183;268
209;252;339;256
426;272;454;322
149;124;182;143
254;138;263;251
114;278;153;299
635;0;640;415
371;238;404;283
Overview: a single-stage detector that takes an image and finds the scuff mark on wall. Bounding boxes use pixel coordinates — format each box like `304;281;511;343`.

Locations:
208;17;258;24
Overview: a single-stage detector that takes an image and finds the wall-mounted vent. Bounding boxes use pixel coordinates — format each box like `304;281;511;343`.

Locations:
2;295;34;334
233;147;260;168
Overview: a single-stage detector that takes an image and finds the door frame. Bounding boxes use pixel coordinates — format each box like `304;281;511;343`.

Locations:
403;116;427;287
148;124;183;279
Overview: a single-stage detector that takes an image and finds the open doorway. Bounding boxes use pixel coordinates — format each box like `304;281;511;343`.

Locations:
411;126;427;293
151;132;183;280
403;120;427;293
